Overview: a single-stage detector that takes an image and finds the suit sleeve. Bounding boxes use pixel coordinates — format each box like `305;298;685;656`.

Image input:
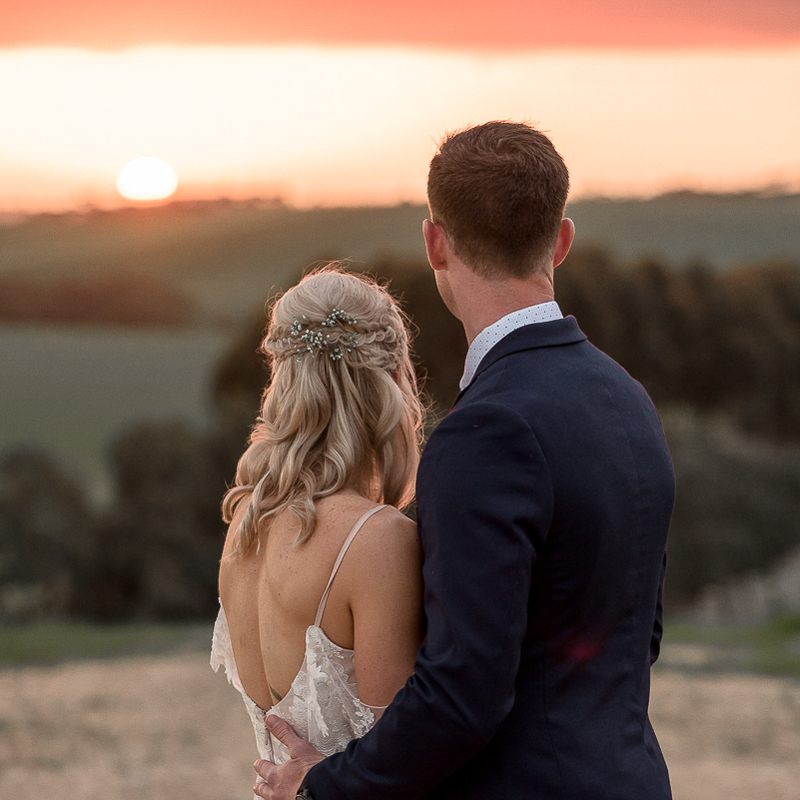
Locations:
305;401;554;800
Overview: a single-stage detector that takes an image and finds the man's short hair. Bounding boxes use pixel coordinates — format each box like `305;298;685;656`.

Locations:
427;121;570;279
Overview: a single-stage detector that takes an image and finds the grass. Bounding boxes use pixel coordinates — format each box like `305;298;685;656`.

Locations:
663;613;800;678
3;614;800;678
0;620;211;668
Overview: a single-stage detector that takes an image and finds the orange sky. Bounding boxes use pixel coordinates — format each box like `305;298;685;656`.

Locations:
2;1;799;212
4;0;800;48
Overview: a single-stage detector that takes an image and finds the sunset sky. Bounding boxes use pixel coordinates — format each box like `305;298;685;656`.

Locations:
2;0;799;211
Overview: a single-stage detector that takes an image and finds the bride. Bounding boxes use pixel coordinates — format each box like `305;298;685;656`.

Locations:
211;266;425;790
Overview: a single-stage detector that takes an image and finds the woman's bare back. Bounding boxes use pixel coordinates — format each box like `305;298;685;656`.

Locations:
218;490;423;711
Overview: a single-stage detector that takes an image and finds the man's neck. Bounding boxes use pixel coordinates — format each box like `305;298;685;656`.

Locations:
458;274;556;345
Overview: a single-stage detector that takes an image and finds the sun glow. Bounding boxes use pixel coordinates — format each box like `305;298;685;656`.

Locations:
1;46;799;212
116;156;178;201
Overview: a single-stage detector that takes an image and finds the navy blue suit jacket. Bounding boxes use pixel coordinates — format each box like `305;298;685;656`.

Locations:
306;316;675;799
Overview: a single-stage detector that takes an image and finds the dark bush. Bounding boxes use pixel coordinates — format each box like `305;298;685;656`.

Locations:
662;409;800;608
0;449;97;620
557;250;800;442
97;422;226;619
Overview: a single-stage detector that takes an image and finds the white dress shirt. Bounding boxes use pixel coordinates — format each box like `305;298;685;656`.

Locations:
459;301;563;391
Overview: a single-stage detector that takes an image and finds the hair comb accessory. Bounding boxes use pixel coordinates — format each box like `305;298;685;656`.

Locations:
291;308;359;361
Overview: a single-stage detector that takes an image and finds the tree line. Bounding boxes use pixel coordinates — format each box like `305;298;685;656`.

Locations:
2;248;799;622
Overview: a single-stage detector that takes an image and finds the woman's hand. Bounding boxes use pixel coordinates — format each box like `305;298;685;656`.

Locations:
253;716;324;800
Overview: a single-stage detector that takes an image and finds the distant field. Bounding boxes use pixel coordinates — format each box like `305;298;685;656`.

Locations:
3;615;799;677
2;193;798;505
567;191;800;268
0;324;230;504
0;620;210;667
0;202;430;325
2;193;798;326
660;614;800;679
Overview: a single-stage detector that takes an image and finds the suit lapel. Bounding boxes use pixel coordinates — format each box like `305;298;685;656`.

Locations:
452;316;586;408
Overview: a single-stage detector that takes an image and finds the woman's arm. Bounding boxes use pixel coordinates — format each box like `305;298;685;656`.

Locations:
338;509;424;708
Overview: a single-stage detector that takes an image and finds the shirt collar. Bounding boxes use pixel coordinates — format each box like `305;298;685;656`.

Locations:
459;301;563;390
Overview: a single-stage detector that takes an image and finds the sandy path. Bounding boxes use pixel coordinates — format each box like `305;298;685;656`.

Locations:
1;652;798;800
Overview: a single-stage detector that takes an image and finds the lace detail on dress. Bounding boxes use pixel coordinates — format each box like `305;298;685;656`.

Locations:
211;604;384;766
210;602;274;762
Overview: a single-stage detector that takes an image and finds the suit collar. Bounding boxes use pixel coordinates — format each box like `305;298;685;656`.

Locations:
453;316;586;406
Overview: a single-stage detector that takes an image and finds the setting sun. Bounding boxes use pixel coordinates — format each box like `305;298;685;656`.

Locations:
116;156;178;201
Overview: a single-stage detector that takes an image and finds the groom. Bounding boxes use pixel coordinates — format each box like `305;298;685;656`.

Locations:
255;122;674;799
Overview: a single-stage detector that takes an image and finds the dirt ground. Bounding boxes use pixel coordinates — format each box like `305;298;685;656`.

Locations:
1;650;798;800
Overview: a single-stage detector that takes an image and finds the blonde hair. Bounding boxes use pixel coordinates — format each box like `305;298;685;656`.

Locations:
222;265;424;553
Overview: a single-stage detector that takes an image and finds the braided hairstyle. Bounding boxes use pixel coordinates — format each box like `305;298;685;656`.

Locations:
222;265;425;553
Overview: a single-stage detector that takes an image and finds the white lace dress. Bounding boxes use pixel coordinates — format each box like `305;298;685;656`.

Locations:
210;505;388;793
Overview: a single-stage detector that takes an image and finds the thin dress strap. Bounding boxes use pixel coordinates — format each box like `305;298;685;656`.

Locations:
314;504;387;627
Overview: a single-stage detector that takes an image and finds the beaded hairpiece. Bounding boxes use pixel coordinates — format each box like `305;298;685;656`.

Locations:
290;308;359;362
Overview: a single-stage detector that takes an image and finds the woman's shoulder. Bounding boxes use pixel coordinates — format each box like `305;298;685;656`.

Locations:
358;502;418;550
335;503;422;633
319;492;415;537
327;499;420;580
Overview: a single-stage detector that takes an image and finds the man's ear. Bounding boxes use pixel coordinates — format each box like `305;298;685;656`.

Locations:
423;219;448;272
552;218;575;269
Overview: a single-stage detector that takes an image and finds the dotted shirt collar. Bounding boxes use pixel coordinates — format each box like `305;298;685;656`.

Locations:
459;301;563;391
